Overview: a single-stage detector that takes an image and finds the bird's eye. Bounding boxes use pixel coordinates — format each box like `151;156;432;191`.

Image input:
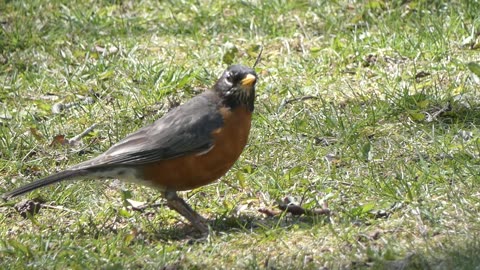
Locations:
225;72;233;84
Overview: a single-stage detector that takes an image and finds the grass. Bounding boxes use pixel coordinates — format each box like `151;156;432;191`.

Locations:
1;0;480;269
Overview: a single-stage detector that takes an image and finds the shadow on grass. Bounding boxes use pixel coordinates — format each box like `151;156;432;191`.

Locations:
389;92;480;127
437;104;480;126
151;213;330;241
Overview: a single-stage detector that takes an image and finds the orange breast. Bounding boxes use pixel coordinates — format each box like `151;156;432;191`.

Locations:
140;106;252;191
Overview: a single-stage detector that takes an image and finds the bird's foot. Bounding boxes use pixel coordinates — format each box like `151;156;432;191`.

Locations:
164;191;209;234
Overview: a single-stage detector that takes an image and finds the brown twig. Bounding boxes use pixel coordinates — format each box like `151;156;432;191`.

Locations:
283;95;319;105
253;46;263;68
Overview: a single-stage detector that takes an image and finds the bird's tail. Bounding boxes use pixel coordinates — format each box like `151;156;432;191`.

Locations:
2;169;89;200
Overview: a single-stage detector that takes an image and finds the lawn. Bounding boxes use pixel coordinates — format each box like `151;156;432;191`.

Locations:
1;0;480;269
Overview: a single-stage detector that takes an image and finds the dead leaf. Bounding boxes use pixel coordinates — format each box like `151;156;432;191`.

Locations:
50;134;68;146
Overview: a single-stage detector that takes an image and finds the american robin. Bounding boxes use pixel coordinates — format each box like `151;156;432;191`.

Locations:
2;64;258;233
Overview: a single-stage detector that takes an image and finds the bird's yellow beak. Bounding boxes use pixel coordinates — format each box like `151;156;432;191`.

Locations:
241;74;257;87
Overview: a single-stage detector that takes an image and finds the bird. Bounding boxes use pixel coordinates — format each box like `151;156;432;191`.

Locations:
2;64;258;233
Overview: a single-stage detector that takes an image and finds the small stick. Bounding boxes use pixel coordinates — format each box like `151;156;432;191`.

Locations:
68;123;98;144
426;102;451;122
253;46;263;68
283;95;319;105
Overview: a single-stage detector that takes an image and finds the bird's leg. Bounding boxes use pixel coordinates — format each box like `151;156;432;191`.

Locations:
163;190;209;233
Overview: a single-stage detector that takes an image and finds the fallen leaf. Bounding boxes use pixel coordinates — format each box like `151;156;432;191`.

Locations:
50;134;68;146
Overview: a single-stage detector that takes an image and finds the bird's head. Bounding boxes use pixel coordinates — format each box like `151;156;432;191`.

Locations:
214;65;257;112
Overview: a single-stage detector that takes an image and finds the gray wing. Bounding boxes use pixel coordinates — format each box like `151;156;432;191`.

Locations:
72;92;223;169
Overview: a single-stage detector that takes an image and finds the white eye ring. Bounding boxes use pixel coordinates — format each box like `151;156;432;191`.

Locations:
224;72;233;85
